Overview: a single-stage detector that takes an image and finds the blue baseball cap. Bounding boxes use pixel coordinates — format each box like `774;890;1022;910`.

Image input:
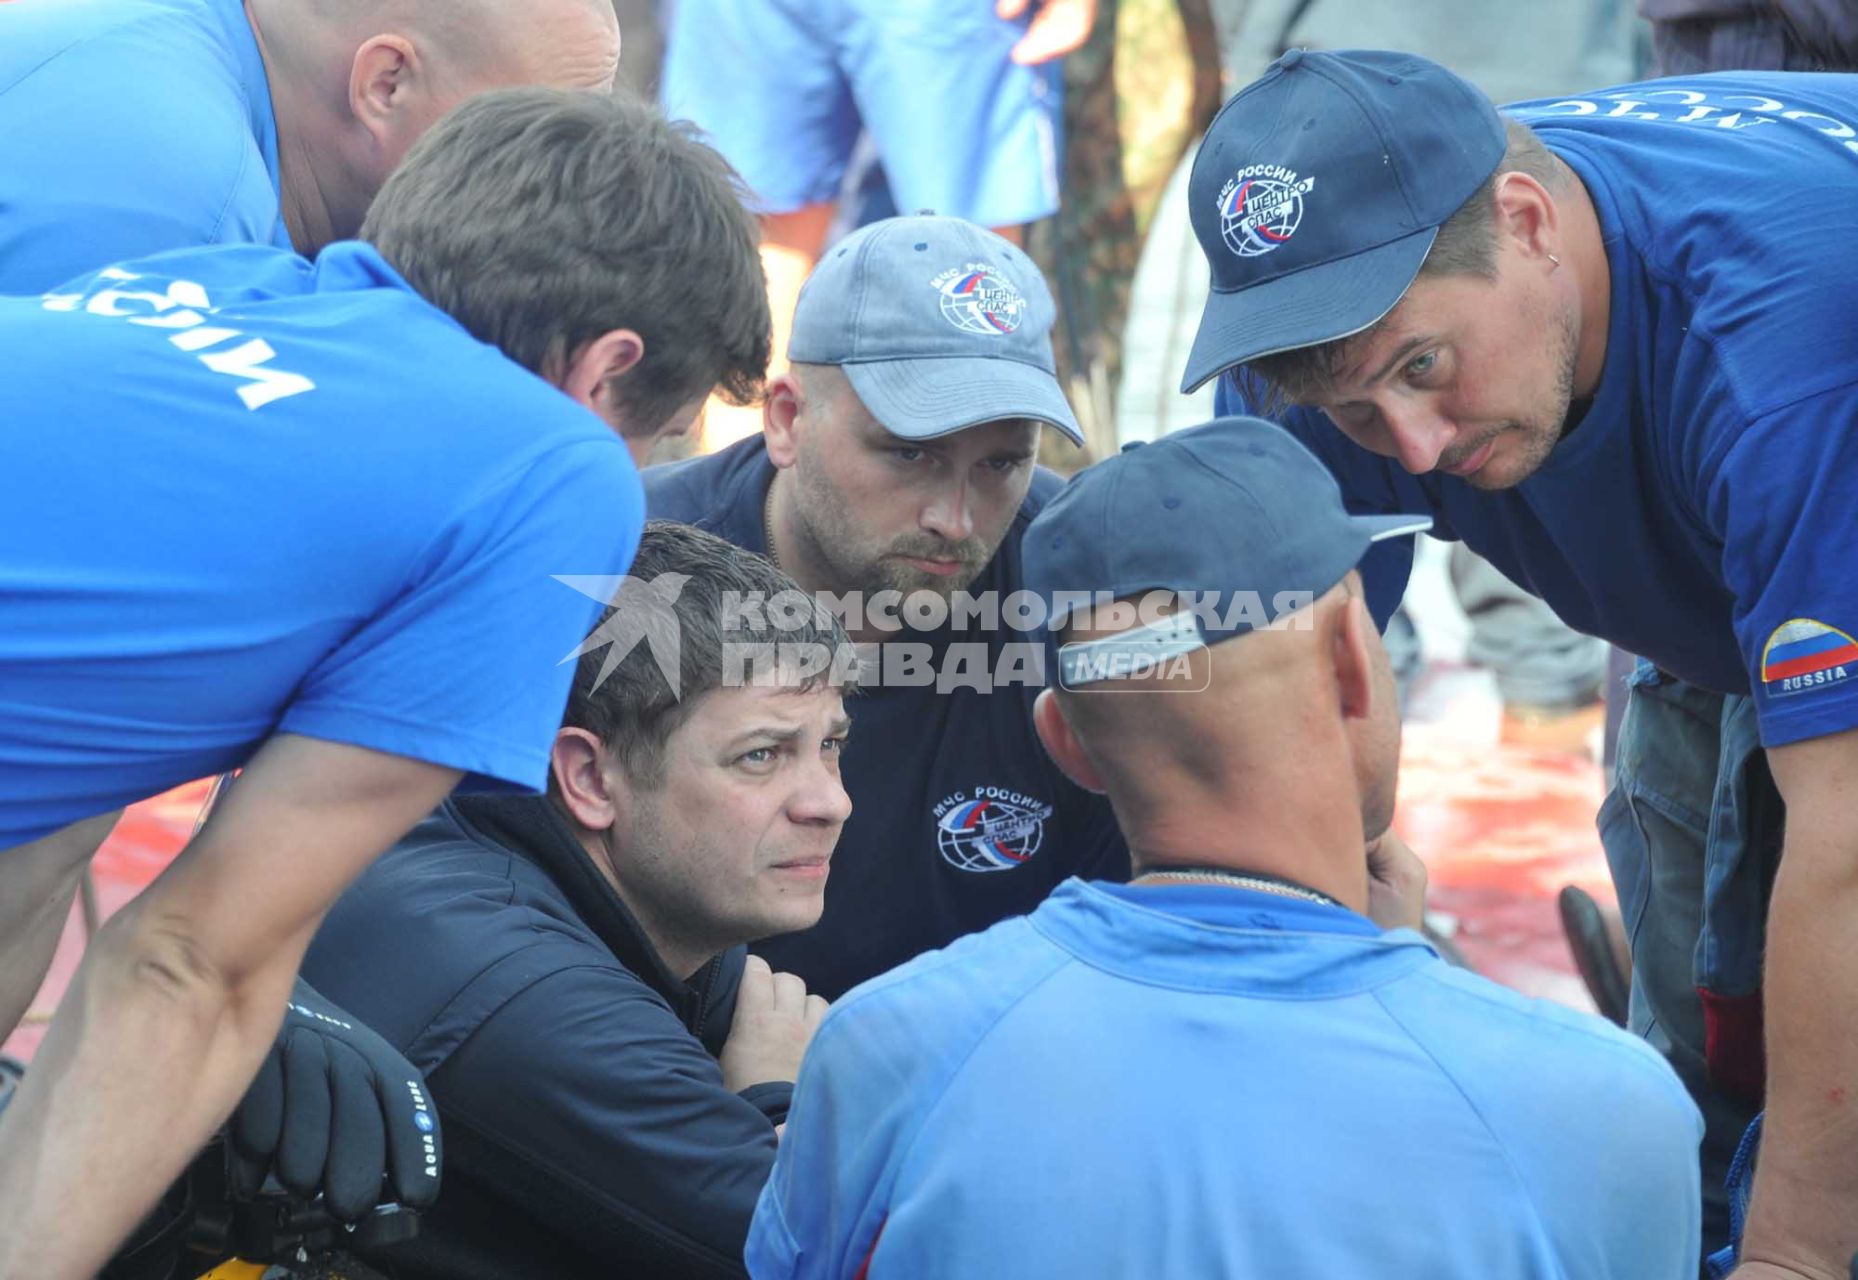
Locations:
788;214;1083;444
1179;48;1506;394
1024;417;1430;651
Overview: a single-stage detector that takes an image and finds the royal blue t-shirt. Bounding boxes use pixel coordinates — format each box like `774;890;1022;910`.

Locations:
646;438;1129;999
1218;72;1858;748
0;0;290;295
0;242;643;849
749;879;1702;1278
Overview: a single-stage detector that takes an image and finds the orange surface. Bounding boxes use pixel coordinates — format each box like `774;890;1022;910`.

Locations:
3;779;211;1062
1395;662;1613;1013
5;660;1613;1062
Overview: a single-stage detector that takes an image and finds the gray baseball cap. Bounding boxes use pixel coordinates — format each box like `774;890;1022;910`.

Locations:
787;214;1084;444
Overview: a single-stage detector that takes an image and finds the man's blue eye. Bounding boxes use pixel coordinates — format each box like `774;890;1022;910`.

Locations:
1406;351;1438;378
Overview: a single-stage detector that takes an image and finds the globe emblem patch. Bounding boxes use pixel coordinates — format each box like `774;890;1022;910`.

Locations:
1217;164;1316;258
931;264;1027;336
934;791;1053;873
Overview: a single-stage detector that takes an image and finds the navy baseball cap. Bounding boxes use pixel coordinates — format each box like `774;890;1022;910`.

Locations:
1024;417;1430;652
1179;49;1506;394
788;214;1083;444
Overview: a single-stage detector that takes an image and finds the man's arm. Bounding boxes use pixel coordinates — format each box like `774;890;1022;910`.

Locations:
1732;727;1858;1280
0;734;459;1280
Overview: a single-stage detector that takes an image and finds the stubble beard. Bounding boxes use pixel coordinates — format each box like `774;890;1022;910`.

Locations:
791;468;992;604
1459;308;1582;492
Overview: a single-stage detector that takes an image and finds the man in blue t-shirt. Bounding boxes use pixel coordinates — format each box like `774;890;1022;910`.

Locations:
647;213;1128;1000
750;419;1702;1280
0;0;622;295
1182;49;1858;1270
0;89;771;1279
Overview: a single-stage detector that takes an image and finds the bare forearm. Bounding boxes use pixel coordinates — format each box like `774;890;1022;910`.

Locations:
1736;850;1858;1279
0;905;299;1280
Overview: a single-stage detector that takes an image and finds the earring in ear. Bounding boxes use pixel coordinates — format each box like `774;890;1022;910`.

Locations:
1548;253;1562;271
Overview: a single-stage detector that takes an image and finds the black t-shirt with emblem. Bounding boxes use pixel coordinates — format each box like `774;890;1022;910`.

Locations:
644;436;1130;998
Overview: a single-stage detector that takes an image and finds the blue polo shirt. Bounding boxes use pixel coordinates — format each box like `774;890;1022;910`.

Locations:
0;0;289;295
0;242;643;850
645;439;1129;999
1218;71;1858;748
749;879;1702;1279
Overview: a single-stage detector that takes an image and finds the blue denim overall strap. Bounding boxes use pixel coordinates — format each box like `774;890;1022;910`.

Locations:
1600;661;1778;1253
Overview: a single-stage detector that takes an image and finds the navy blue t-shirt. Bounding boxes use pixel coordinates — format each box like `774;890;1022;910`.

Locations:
1220;72;1858;748
0;242;643;848
646;437;1130;998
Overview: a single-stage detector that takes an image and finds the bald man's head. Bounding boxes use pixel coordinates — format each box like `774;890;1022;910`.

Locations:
1035;576;1402;845
248;0;621;252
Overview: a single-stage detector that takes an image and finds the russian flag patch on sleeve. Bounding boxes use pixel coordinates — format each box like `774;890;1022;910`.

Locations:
1761;619;1858;698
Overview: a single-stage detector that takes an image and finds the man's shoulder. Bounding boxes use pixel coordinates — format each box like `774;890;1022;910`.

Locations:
0;0;245;101
0;0;276;286
643;434;770;531
1384;959;1699;1126
810;911;1074;1078
306;805;644;1064
1517;74;1858;407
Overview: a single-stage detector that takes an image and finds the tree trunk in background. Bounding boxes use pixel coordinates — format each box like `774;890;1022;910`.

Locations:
1031;0;1229;475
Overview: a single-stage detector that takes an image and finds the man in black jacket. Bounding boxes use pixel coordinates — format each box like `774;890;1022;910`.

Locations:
301;522;853;1278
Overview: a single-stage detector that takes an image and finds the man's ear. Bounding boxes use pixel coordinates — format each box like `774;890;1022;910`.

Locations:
562;329;647;419
1331;590;1378;725
1491;170;1560;267
762;373;804;468
348;35;420;142
1033;688;1107;795
550;728;624;832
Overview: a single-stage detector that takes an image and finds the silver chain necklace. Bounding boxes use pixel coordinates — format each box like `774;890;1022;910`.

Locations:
762;483;781;570
1133;868;1343;909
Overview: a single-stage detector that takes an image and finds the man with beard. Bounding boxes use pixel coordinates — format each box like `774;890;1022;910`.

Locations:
646;213;1127;998
1185;49;1858;1276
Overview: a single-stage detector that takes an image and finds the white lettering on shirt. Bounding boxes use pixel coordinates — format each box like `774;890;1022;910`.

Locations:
41;267;316;410
1525;88;1858;158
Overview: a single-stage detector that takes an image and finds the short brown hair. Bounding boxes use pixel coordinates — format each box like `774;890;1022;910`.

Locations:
561;522;856;786
361;88;770;430
1235;118;1562;411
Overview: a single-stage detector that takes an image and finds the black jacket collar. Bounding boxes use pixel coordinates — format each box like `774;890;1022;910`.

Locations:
446;793;736;1047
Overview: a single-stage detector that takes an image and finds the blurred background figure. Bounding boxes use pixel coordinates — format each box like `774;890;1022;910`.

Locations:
662;0;1094;453
1638;0;1858;74
612;0;667;97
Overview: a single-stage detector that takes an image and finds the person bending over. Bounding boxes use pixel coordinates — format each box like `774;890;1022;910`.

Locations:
0;90;768;1279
